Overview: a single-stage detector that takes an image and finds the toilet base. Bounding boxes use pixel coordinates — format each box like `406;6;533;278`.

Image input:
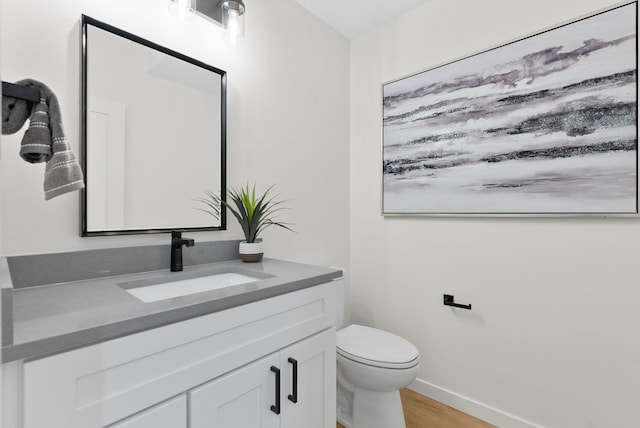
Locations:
352;387;406;428
336;376;353;427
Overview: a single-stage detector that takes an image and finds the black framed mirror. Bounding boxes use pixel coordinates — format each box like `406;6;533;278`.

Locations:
81;15;226;236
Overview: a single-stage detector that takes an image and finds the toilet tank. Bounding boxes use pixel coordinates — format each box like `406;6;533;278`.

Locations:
333;275;346;329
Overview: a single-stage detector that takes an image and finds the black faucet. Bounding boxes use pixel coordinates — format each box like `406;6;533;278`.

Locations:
170;231;195;272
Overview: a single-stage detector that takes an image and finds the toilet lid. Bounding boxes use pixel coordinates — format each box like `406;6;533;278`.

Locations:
336;324;420;369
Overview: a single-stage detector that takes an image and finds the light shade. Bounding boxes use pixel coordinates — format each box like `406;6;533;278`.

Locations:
168;0;197;20
220;0;245;45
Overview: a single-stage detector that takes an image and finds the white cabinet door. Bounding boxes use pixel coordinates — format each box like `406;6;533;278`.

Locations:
107;395;186;428
189;354;281;428
280;329;336;428
189;329;336;428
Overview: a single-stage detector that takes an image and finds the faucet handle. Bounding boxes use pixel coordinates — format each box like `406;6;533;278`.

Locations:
172;231;195;246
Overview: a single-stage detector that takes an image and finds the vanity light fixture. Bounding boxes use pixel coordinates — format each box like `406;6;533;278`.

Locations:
192;0;246;45
220;0;245;45
168;0;196;20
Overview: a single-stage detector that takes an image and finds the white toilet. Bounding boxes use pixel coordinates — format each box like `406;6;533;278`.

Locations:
335;279;420;428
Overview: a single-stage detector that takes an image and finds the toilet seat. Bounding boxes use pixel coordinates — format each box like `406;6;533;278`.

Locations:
337;324;420;369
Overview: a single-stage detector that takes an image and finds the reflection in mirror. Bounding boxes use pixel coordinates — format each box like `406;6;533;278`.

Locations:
81;15;226;236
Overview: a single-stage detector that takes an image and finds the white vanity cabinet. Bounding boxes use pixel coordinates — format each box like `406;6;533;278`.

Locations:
19;282;336;428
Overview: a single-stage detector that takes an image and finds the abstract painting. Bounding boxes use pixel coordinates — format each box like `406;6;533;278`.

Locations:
383;2;637;215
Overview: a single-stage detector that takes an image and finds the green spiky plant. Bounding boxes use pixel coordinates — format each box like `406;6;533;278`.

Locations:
197;184;293;243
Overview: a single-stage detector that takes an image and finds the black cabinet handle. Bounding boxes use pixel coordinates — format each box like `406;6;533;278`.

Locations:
443;294;472;310
270;366;281;415
287;357;298;403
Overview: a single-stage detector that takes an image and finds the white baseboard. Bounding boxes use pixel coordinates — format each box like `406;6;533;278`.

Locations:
408;378;545;428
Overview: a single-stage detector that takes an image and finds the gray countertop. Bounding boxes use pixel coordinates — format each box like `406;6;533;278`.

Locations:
2;258;342;362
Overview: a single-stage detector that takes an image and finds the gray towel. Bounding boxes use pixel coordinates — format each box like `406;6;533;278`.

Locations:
21;96;52;163
2;79;85;200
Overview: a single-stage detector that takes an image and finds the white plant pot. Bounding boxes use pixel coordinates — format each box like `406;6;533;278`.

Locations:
239;241;263;263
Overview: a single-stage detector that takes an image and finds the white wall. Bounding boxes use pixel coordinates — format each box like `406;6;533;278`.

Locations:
350;1;640;427
0;0;350;271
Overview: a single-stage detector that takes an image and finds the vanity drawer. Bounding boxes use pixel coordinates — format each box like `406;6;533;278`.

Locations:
22;282;336;428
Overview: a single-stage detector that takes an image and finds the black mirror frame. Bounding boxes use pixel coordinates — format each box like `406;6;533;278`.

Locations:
80;15;227;236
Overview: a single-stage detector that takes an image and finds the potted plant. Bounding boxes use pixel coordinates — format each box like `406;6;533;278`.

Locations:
198;184;293;262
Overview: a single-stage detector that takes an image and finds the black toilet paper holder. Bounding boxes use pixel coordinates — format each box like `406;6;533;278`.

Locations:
443;294;472;310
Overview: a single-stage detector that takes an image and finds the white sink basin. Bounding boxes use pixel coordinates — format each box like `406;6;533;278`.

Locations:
120;269;269;303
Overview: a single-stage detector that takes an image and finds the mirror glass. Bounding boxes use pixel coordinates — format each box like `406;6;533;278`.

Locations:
81;15;226;236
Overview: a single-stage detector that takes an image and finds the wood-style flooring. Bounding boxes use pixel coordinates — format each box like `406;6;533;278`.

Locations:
336;388;496;428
